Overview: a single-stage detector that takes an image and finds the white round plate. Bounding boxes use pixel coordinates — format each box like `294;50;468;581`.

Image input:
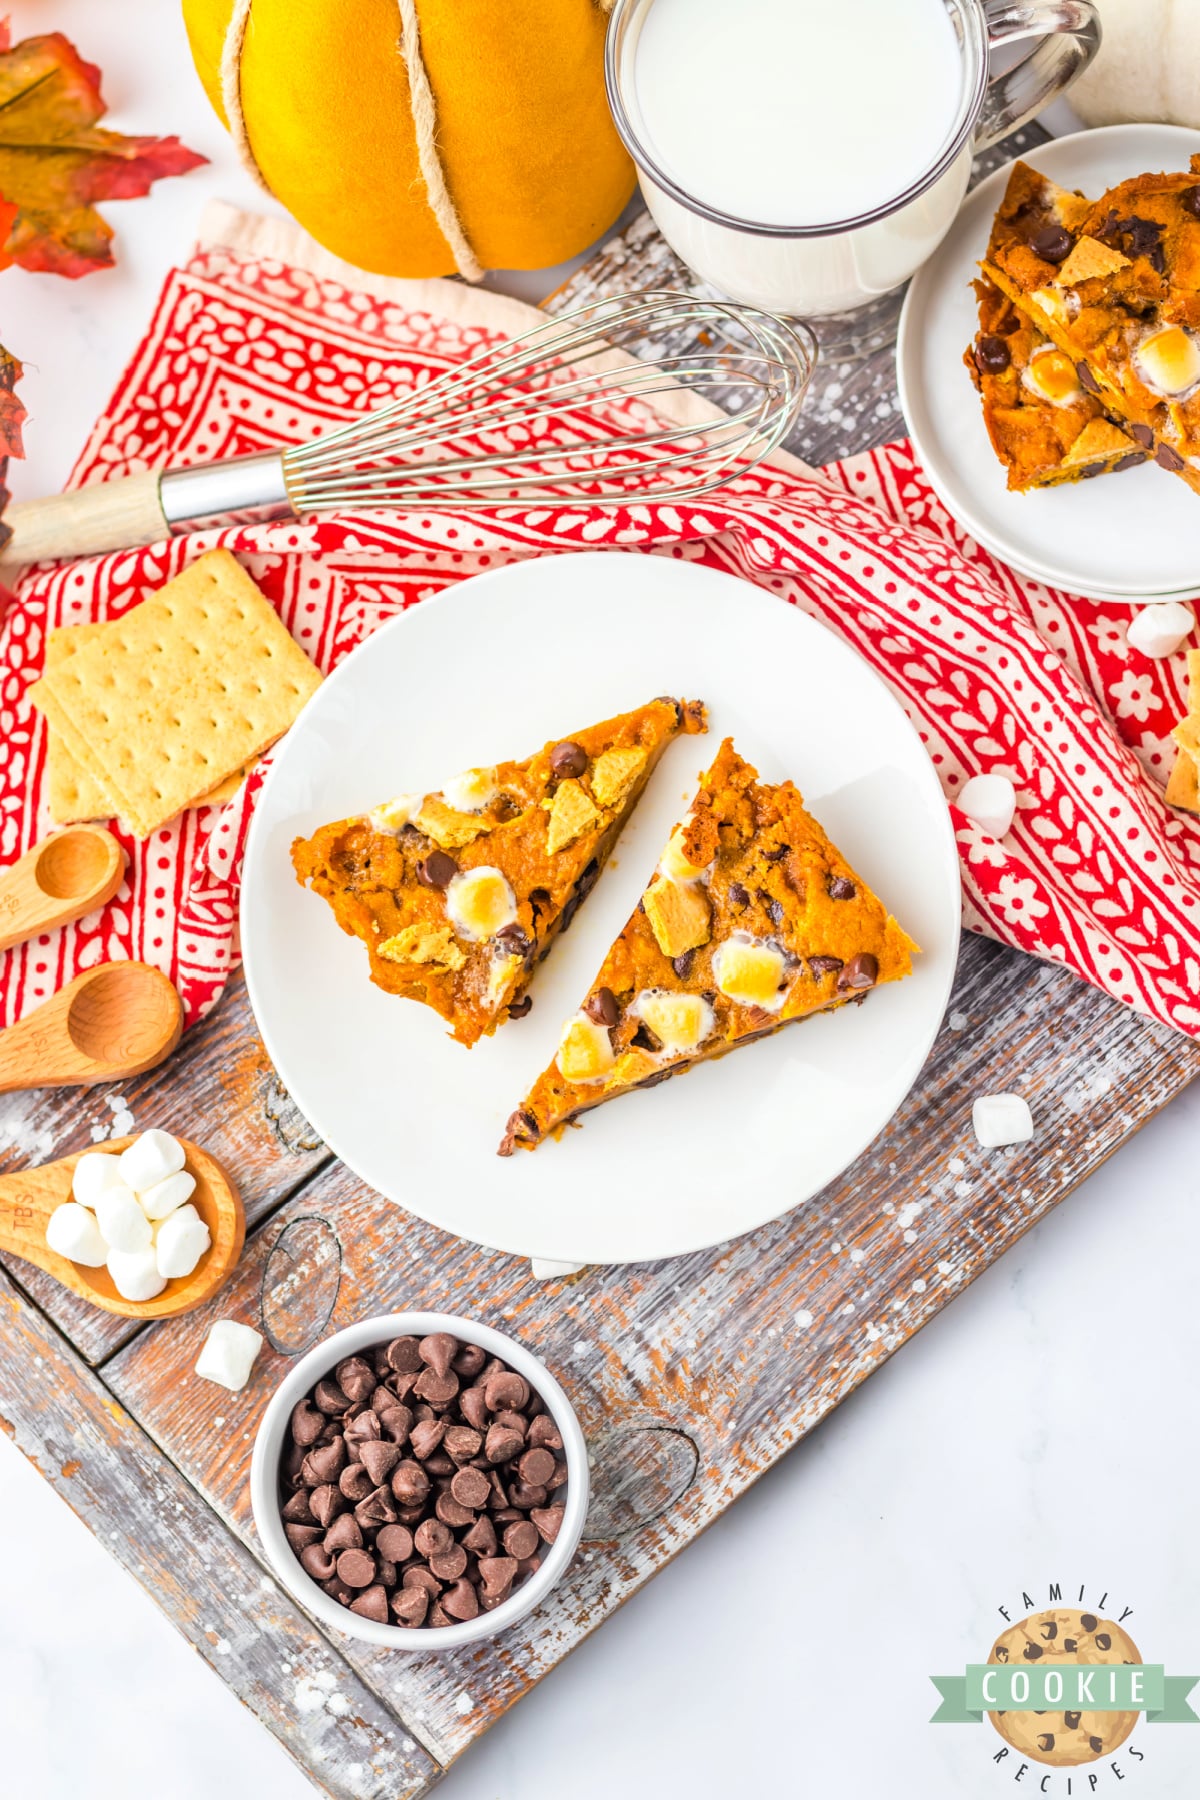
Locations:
242;553;960;1264
899;124;1200;602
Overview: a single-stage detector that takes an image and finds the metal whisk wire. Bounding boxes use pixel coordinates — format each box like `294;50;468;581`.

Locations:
284;291;815;512
0;293;816;570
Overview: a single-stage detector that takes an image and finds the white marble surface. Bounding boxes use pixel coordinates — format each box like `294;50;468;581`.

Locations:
1;6;1198;1797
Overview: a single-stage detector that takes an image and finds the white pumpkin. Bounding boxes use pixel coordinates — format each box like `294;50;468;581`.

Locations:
1070;0;1200;128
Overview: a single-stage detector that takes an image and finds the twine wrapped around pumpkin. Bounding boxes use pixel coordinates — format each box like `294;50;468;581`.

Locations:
220;0;619;282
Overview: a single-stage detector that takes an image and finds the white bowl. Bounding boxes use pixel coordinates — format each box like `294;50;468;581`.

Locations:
250;1312;590;1649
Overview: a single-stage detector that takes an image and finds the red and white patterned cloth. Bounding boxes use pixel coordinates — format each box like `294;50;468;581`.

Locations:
1;204;1197;1037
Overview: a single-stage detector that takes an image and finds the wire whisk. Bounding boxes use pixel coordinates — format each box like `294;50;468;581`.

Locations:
3;292;816;568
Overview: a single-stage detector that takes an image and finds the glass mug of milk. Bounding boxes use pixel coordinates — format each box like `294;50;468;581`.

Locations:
604;0;1100;319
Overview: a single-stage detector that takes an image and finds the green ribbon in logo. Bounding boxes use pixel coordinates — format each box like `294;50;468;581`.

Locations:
930;1665;1200;1725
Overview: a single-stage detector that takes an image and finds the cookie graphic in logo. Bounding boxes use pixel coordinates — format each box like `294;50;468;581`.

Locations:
989;1609;1141;1767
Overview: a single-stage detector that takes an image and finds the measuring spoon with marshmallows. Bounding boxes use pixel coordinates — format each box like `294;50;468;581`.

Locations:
0;1134;245;1319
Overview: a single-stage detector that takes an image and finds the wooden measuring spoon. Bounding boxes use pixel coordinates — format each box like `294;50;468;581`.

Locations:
0;826;126;952
0;962;183;1093
0;1136;244;1319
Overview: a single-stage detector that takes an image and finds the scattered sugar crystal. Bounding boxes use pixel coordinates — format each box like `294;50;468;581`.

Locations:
794;1309;814;1330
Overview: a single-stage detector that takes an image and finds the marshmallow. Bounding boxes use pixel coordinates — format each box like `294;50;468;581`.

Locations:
445;866;517;941
972;1093;1034;1148
958;774;1017;840
117;1128;186;1194
154;1203;211;1280
555;1013;616;1083
139;1169;196;1222
195;1319;264;1392
440;767;498;814
106;1246;167;1303
368;791;420;834
713;937;787;1011
1126;601;1195;661
45;1202;109;1267
71;1152;127;1210
94;1184;152;1254
631;990;714;1056
530;1258;586;1281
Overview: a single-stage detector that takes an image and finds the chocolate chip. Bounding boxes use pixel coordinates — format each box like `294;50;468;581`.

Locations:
1156;442;1186;472
507;996;533;1019
356;1486;398;1531
1129;422;1154;448
303;1439;347;1486
350;1584;389;1623
452;1344;487;1380
338;1463;375;1503
300;1543;336;1581
282;1489;315;1524
478;1556;518;1600
1036;1734;1054;1754
429;1544;469;1583
484;1370;529;1412
414;1517;453;1559
343;1409;382;1452
1184;186;1200;219
808;955;844;978
485;1424;525;1465
974;335;1011;374
518;1446;556;1487
1095;1632;1112;1651
402;1565;442;1597
1040;1621;1058;1640
290;1399;325;1447
391;1460;431;1506
385;1336;423;1373
765;897;784;926
335;1356;377;1403
442;1578;480;1621
1089;1737;1104;1755
358;1439;402;1486
837;952;878;992
549;741;588;778
728;881;750;908
390;1586;429;1626
336;1548;376;1589
1030;224;1072;263
828;875;856;900
630;1021;661;1053
994;1644;1010;1663
313;1376;350;1415
1063;1638;1077;1653
414;1366;460;1406
495;922;533;960
1080;1613;1098;1633
531;1505;565;1544
285;1522;323;1553
672;950;695;979
418;849;458;889
502;1519;540;1560
1114;451;1148;472
464;1514;498;1557
428;1602;453;1628
1076;360;1101;394
324;1512;363;1553
419;1333;458;1378
1023;1643;1043;1661
527;1415;563;1451
583;986;619;1027
1064;1711;1081;1730
375;1523;413;1562
309;1484;345;1528
450;1467;491;1510
460;1386;490;1431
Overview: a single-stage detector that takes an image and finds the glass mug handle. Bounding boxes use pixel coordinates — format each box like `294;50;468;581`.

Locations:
975;0;1101;152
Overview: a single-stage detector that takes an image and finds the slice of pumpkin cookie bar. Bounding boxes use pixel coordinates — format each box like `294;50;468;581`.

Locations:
499;737;918;1154
292;697;706;1047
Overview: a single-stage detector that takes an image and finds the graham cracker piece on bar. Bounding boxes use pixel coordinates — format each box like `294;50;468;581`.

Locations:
1057;235;1130;287
31;550;321;837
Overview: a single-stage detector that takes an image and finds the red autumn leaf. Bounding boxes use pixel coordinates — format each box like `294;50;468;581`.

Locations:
0;340;25;556
0;21;206;278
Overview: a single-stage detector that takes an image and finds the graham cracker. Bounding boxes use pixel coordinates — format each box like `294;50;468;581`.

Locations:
31;551;321;837
42;622;114;824
1164;647;1200;816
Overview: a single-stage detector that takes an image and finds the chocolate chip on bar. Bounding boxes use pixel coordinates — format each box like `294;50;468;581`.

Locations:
279;1332;571;1630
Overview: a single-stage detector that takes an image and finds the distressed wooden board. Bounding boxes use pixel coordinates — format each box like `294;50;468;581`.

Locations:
0;1264;438;1800
0;973;328;1364
104;934;1198;1768
1;117;1198;1798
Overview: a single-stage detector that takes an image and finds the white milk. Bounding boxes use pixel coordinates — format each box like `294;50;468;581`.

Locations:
632;0;965;228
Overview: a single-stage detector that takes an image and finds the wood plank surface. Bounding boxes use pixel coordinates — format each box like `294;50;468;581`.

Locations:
104;931;1198;1767
0;1263;439;1800
0;973;329;1364
2;114;1198;1795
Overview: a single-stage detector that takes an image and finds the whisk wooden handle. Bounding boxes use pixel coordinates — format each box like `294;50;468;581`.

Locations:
1;472;169;571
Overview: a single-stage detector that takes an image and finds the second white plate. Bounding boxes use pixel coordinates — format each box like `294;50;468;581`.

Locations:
898;123;1200;602
242;552;960;1265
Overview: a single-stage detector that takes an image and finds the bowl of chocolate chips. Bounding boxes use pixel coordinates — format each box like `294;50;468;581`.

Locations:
251;1312;589;1647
